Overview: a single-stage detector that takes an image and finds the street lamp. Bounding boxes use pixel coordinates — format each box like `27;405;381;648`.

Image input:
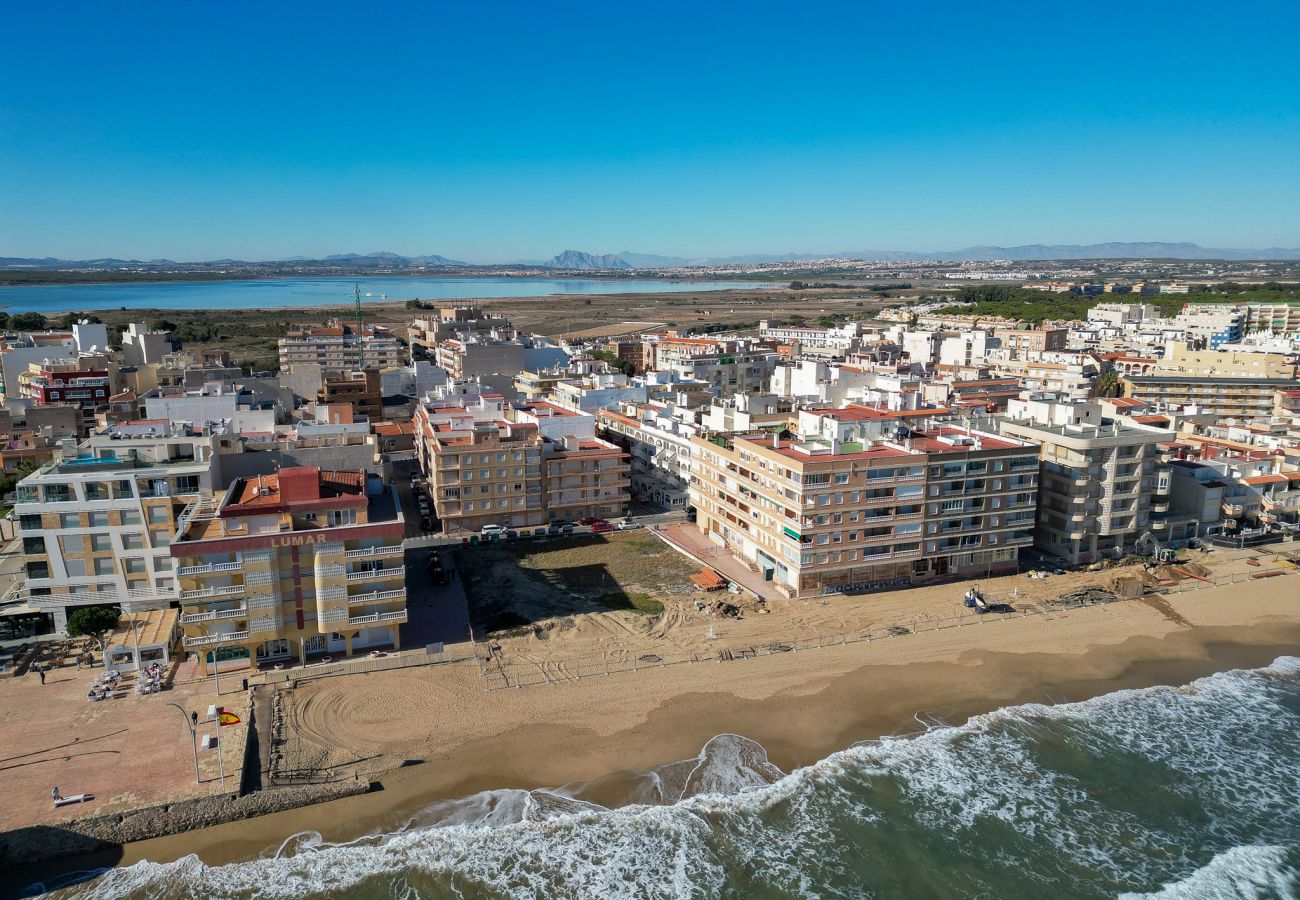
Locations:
166;701;200;784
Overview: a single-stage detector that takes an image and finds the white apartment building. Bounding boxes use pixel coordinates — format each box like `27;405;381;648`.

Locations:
995;401;1175;564
15;422;223;631
597;402;700;508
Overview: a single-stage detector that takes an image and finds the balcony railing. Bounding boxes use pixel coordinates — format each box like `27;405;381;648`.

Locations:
180;605;248;624
343;545;404;559
346;588;407;606
347;609;408;627
182;630;250;648
179;584;246;601
176;560;243;577
346;566;405;582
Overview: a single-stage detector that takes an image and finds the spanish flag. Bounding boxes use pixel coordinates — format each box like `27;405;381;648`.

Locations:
218;710;241;727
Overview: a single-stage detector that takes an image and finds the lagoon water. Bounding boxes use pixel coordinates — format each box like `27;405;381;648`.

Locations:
0;277;767;314
43;657;1300;899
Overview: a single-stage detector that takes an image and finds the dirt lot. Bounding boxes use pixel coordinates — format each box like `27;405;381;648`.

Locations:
455;532;701;636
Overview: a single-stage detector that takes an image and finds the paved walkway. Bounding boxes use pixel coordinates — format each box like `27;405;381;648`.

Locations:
654;523;784;602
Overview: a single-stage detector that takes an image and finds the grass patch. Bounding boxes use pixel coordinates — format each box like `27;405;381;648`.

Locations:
597;591;665;615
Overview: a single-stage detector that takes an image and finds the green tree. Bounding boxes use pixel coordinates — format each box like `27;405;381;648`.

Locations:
66;605;121;658
149;319;178;333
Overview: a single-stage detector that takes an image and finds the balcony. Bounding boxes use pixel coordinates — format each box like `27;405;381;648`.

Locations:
180;605;248;625
347;609;408;628
346;566;405;583
1221;502;1244;517
182;630;250;649
1150;500;1169;514
343;545;404;560
346;588;408;606
179;584;246;601
176;560;243;577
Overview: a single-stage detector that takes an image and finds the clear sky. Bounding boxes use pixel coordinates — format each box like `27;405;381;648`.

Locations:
3;1;1299;262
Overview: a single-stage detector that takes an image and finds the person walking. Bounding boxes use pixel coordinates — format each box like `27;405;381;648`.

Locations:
51;787;62;803
37;667;45;685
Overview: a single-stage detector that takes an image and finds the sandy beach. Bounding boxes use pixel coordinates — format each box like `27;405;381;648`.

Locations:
112;565;1300;871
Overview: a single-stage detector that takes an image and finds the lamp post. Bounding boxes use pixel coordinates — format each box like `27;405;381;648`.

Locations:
166;701;200;784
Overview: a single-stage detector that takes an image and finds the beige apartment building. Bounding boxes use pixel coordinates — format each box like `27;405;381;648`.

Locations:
278;321;405;376
689;426;1038;598
172;466;407;673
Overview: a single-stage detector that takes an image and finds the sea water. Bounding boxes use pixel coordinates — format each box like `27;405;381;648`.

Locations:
0;278;768;314
41;658;1300;899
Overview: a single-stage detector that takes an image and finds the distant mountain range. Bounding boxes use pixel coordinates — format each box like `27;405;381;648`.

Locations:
4;242;1300;272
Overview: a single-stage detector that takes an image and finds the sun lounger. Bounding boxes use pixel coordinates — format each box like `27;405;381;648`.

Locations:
53;793;94;807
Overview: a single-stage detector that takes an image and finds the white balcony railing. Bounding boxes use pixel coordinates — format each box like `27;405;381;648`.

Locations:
343;545;404;559
179;605;248;624
345;566;404;582
182;630;250;648
347;609;408;627
176;560;243;577
346;588;407;606
179;584;246;601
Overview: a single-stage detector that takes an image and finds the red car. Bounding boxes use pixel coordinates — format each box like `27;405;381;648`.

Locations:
590;520;614;533
578;516;600;526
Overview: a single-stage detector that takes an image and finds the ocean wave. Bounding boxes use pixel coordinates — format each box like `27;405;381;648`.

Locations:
1120;844;1300;899
46;657;1300;900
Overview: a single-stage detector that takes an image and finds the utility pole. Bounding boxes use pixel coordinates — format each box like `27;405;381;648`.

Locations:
355;282;365;369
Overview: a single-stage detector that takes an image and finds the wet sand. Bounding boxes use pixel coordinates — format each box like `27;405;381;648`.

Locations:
112;578;1300;872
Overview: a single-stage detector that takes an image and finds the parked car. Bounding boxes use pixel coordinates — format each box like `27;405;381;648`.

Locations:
616;519;643;530
577;516;600;526
481;524;506;536
591;520;614;534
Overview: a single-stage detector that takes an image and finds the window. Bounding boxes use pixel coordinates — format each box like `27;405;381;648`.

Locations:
83;483;109;501
328;509;357;527
121;510;142;525
19;514;41;531
43;484;71;503
148;505;170;524
834;473;849;484
59;513;81;529
94;557;115;576
22;536;46;554
25;561;50;579
123;558;147;575
122;534;144;550
90;533;112;552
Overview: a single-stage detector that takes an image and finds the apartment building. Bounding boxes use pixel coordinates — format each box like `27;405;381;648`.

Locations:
318;369;383;422
996;403;1175;563
541;434;630;523
689;426;1038;598
758;320;868;351
670;348;780;398
992;327;1067;356
1173;306;1244;348
598;402;701;509
278;322;405;376
415;397;546;533
1121;375;1296;420
642;334;725;372
15;422;222;631
18;359;112;433
121;323;173;366
551;372;648;414
172;466;406;673
408;307;518;354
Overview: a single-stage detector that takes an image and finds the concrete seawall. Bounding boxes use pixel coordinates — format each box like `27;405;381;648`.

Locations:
0;779;373;868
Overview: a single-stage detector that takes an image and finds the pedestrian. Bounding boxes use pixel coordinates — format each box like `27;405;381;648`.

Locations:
51;786;62;802
38;668;45;685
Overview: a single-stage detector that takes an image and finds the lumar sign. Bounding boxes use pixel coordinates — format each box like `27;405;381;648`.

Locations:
270;533;329;548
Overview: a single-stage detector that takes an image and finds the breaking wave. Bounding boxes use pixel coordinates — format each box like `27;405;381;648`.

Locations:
41;657;1300;899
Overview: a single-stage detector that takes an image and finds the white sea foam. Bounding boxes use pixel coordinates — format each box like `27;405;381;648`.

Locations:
49;657;1300;900
1121;844;1300;899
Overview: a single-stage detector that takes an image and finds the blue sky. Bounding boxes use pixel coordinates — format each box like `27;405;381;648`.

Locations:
2;1;1298;261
